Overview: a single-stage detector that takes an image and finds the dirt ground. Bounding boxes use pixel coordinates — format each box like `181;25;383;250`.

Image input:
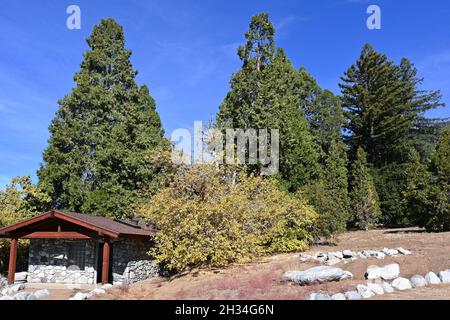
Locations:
90;227;450;300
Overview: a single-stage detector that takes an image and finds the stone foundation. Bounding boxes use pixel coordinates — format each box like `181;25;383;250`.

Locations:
27;238;158;285
111;239;159;285
27;239;96;284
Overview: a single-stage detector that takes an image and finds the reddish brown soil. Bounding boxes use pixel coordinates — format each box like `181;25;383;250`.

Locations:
94;228;450;300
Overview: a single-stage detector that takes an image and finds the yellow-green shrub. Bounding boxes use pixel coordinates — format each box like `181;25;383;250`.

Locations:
137;165;317;272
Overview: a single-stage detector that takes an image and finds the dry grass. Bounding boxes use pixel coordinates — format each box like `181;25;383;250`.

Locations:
93;227;450;300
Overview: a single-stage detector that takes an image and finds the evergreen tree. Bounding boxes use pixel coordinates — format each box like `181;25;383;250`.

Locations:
340;44;444;224
302;90;350;238
38;19;165;219
349;147;381;230
425;127;450;231
216;13;320;190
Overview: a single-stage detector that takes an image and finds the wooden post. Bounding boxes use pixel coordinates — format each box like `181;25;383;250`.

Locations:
101;240;110;285
8;238;18;285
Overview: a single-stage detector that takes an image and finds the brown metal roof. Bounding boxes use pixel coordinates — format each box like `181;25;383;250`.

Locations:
0;210;156;239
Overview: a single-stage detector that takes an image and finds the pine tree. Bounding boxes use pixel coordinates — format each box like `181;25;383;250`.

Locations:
340;44;444;224
302;90;350;237
426;127;450;231
216;13;320;190
37;19;165;219
349;147;381;230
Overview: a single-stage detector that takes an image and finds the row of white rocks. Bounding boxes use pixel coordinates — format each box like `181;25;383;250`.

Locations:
69;283;114;300
300;247;412;265
309;263;450;300
0;283;50;300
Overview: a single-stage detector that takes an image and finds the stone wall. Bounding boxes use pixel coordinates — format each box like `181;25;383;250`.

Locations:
27;239;96;284
111;239;159;285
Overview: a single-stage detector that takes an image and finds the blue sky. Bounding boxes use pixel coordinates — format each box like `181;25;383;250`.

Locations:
0;0;449;189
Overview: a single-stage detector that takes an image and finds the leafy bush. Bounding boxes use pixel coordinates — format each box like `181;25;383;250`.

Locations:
137;165;317;272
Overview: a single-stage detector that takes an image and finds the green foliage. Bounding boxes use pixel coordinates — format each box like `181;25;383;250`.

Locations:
349;148;381;230
340;44;444;225
137;164;317;272
0;176;48;272
37;19;165;219
405;128;450;231
306;90;350;236
216;13;320;191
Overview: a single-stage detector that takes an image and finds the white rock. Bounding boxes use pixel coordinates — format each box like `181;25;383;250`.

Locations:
425;272;441;285
345;291;362;300
332;293;346;300
1;283;25;296
34;289;50;299
70;292;89;300
382;248;399;256
308;293;317;300
381;282;394;293
342;250;355;258
410;275;426;288
438;270;450;284
357;284;375;299
14;292;31;300
284;266;353;285
367;264;400;280
367;283;384;295
365;265;382;280
391;277;412;291
376;252;386;259
26;294;37;300
0;295;14;300
329;251;343;259
363;250;378;257
87;288;106;298
14;272;28;282
397;248;412;255
315;293;332;300
101;283;113;291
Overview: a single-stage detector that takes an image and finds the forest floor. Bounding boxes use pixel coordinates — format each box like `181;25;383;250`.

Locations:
94;227;450;300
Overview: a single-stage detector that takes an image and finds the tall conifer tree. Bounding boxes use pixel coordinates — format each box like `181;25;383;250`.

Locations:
38;19;165;219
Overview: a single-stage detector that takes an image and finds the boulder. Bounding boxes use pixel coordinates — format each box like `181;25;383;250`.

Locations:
1;283;25;296
0;295;14;300
410;275;426;288
381;282;394;293
34;289;50;299
356;284;375;299
365;264;400;280
101;283;113;291
397;248;412;255
315;293;333;300
382;248;399;256
331;293;346;300
69;292;89;300
425;272;441;285
14;292;31;300
342;250;355;258
26;294;37;300
308;293;317;300
344;291;362;300
87;288;106;298
357;252;367;259
376;252;386;259
391;277;412;291
362;250;378;257
367;283;384;295
328;252;343;260
438;270;450;284
14;272;28;282
283;266;353;285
